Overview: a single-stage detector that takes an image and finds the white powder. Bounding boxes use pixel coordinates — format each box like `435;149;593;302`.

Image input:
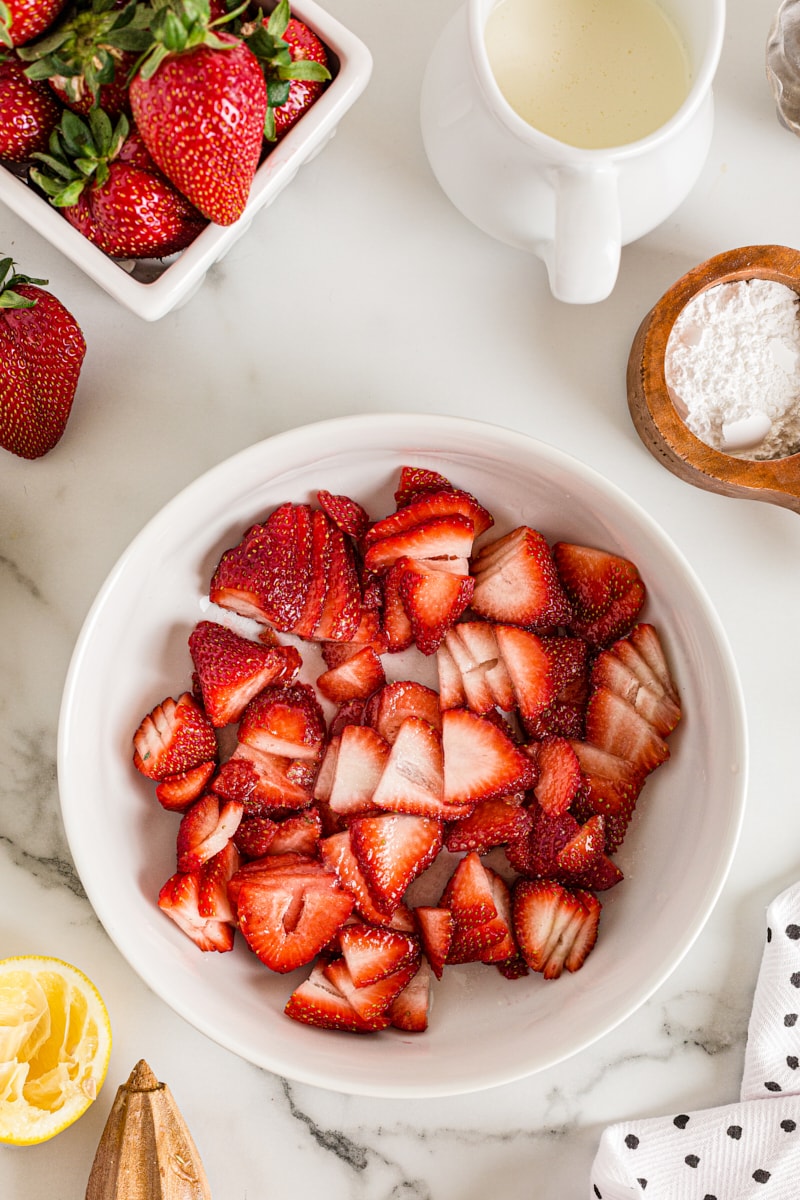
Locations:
663;277;800;459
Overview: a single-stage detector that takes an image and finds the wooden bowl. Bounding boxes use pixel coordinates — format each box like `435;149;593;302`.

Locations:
627;244;800;515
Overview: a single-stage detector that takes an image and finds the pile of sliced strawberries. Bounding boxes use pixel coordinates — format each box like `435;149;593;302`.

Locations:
132;465;682;1034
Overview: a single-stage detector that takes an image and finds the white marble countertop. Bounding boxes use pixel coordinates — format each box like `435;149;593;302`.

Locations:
3;0;800;1194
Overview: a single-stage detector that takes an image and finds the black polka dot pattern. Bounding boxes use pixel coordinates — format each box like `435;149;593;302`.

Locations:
727;1125;742;1139
685;1154;700;1168
625;1134;639;1149
753;1168;771;1183
673;1114;689;1129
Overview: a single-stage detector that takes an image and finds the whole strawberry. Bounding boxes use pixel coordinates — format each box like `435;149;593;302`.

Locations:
129;0;268;225
0;258;86;459
0;50;61;160
17;0;151;116
31;108;208;257
242;0;330;142
0;0;69;47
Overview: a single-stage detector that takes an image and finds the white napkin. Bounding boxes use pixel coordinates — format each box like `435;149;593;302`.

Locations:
590;880;800;1198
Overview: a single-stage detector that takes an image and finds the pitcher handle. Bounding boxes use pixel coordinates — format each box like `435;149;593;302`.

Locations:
545;166;621;305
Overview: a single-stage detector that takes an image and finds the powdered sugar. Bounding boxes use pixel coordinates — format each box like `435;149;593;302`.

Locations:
664;277;800;459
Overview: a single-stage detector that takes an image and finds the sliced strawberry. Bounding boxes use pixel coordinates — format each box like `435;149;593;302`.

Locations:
396;558;474;655
324;955;420;1028
198;840;240;920
380;561;415;652
555;814;605;875
445;868;516;966
553;541;646;646
317;489;370;540
158;870;235;953
328;724;391;816
176;794;244;872
237;866;354;973
312;522;363;642
531;736;584;816
284;961;369;1032
238;684;326;760
233;814;279;858
568;740;644;813
133;692;217;781
389;959;431;1032
188;619;302;727
414;906;454;979
439;851;498;928
349;813;443;913
155;760;216;812
370;717;449;817
591;648;681;737
267;808;322;856
364;513;476;573
365;488;493;547
492;626;576;730
393;465;454;507
471;527;572;629
293;507;333;639
441;708;536;808
512;879;601;978
436;641;468;710
316;645;386;703
337;922;420;987
505;802;580;877
449;622;516;711
362;680;442;743
318;830;396;925
628;622;680;703
443;795;533;854
209;503;314;631
212;744;316;812
584;686;670;776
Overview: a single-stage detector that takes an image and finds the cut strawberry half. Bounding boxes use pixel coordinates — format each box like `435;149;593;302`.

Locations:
316;645;386;703
471;527;572;629
393;465;454;507
328;724;391;816
628;622;680;703
504;802;580;878
154;760;216;812
444;622;516;713
349;813;443;913
292;507;333;639
364;513;476;573
317;489;370;540
584;686;670;776
284;961;369;1032
439;851;498;928
531;736;584;816
444;864;516;965
553;541;646;646
364;488;493;547
236;864;354;973
188;619;302;727
414;906;454;979
370;717;453;818
492;626;581;731
238;684;326;760
311;521;364;642
591;647;681;737
267;808;323;857
323;955;420;1029
396;557;475;655
380;561;415;652
212;744;316;812
362;680;442;743
318;830;396;925
512;879;601;978
389;959;431;1032
233;814;279;858
197;840;240;921
443;794;533;854
176;794;244;873
436;641;467;711
337;922;420;987
133;692;217;781
441;708;536;807
158;870;235;953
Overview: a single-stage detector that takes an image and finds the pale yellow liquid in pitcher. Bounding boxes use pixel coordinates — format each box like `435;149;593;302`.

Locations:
483;0;691;149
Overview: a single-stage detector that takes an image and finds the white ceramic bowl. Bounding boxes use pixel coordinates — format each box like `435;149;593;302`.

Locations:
0;0;371;321
57;414;747;1097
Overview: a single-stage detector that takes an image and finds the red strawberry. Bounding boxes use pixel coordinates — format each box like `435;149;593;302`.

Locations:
133;691;217;781
413;906;453;978
337;922;420;988
318;829;396;925
237;683;326;761
0;258;86;460
232;813;278;858
512;879;601;978
362;680;442;742
16;0;145;115
210;503;314;630
393;465;454;507
154;760;216;812
188;619;301;726
531;736;584;816
553;541;646;646
365;488;493;548
0;0;69;47
197;839;240;920
441;708;536;808
176;793;243;872
242;0;331;143
316;488;369;540
0;52;60;161
158;869;234;952
505;801;580;878
370;716;456;818
443;794;533;854
627;622;680;702
324;955;419;1029
236;863;354;973
316;645;386;703
439;851;498;928
440;622;516;714
310;520;364;642
364;513;476;574
471;527;572;629
266;808;322;857
349;812;443;913
31;111;208;259
129;0;268;225
388;960;430;1032
591;647;681;737
212;743;316;812
396;557;474;655
584;685;670;776
284;962;369;1032
327;724;391;816
379;561;415;652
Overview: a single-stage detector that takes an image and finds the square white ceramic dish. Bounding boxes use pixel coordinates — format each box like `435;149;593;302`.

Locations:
0;0;372;321
57;414;748;1098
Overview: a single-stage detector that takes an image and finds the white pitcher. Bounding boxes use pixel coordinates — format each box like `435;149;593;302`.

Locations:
420;0;725;304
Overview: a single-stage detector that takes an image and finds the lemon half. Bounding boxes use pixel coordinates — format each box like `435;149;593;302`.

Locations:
0;956;112;1146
